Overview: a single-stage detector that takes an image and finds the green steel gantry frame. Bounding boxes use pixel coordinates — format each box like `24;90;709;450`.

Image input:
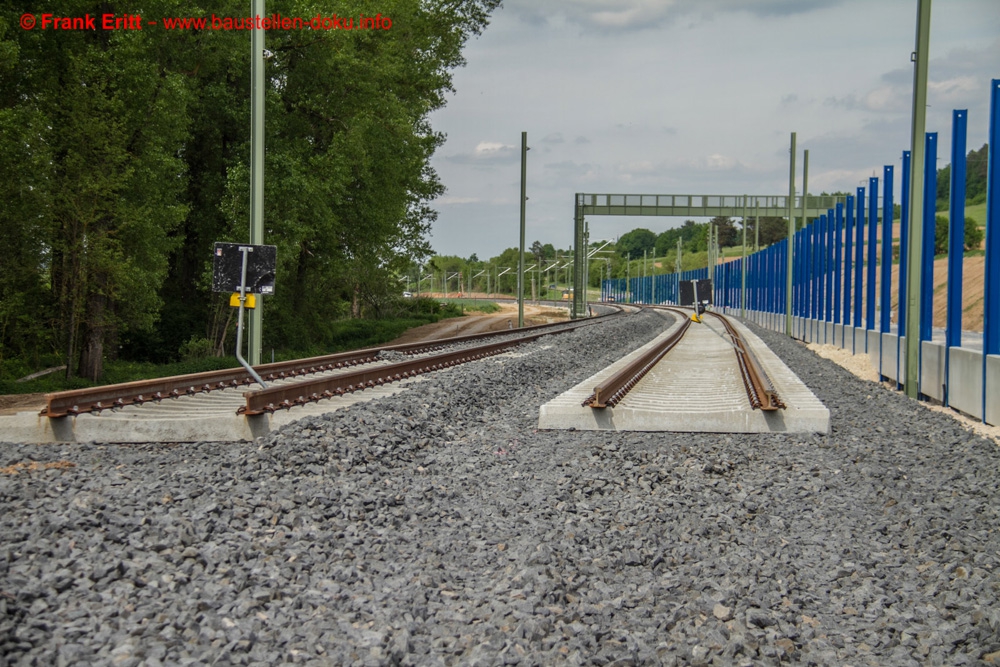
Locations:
571;192;845;318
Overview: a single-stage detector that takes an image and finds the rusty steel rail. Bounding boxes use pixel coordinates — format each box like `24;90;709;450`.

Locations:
42;307;622;418
583;308;692;408
705;312;785;411
42;351;384;417
240;318;611;415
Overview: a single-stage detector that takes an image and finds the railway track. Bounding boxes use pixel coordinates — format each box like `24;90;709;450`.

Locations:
582;307;785;412
42;307;624;419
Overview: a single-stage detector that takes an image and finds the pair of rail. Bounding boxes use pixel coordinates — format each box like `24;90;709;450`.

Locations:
583;307;784;412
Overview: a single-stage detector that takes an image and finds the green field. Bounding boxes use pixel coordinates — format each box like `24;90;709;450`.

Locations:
934;201;987;228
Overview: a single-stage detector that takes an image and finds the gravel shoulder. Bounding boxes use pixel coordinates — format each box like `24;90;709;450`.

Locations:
2;309;999;666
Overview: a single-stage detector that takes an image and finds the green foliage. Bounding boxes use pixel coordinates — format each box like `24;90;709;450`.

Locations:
756;217;790;246
966;217;985;250
711;216;739;247
178;336;216;362
617;229;656;258
935;215;984;255
440;299;501;313
655;220;701;256
936;143;989;210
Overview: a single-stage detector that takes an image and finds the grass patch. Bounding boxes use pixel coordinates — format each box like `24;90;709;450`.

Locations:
438;298;502;314
936;201;987;228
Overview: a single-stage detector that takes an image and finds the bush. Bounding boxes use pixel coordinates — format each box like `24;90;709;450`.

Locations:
935;215;985;254
965;217;985;250
178;336;216;361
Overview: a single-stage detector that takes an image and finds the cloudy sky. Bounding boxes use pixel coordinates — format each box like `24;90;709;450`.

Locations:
424;0;999;259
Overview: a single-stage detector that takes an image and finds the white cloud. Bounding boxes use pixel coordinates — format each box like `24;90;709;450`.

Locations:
436;196;481;205
705;154;737;170
501;0;845;32
443;141;519;165
475;141;514;155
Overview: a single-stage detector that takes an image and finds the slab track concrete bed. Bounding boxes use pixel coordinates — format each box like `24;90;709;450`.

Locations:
0;378;422;444
539;314;829;433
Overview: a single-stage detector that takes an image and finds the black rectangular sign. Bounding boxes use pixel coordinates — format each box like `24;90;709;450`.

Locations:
211;242;277;294
679;279;713;306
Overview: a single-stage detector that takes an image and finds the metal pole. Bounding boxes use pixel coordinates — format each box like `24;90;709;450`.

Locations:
867;176;879;333
786;132;797;336
518;131;527;327
247;0;266;366
984;79;1000;421
802;152;810;339
801;150;809;232
881;166;895;334
235;247;267;388
755;199;760;252
583;221;590;311
653;246;657;304
946;110;967;407
904;0;931;398
742;195;747;317
674;239;683;303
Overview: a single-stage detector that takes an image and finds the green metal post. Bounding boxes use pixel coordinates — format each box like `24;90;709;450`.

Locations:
801;149;809;231
755;199;760;252
742;195;747;317
247;0;265;365
709;223;715;272
786;132;797;336
800;149;808;339
652;247;657;304
573;202;584;319
904;0;931;398
583;220;590;311
518;132;527;327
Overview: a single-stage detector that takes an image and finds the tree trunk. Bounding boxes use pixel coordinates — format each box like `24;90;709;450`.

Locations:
351;282;361;318
79;291;107;382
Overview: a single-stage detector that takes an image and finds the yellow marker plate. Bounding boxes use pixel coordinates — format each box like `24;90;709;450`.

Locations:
230;293;256;309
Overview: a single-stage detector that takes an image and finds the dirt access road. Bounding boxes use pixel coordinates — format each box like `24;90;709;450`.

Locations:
385;302;569;344
0;303;570;415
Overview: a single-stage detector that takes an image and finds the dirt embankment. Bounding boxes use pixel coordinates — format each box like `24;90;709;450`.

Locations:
385;302;569;345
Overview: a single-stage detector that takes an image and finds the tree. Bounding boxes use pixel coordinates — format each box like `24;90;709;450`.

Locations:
530;240;545;269
757;217;789;246
654;220;704;256
617;228;656;259
936;142;989;208
2;2;195;379
710;216;738;247
491;247;529;294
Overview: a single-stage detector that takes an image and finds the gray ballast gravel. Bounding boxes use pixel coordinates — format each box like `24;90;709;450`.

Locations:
2;309;999;666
